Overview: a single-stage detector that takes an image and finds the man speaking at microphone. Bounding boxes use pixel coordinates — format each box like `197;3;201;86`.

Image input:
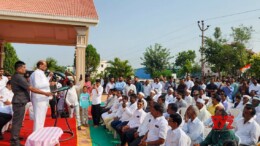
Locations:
30;60;53;131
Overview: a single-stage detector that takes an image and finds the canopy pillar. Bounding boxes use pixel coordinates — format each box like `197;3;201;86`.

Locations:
0;40;5;68
75;27;89;84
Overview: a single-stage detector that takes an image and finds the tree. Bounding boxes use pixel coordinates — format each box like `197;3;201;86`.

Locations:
3;43;19;74
106;57;134;78
175;50;196;66
248;53;260;77
153;69;172;78
141;43;173;77
191;62;201;75
204;27;252;76
204;28;231;76
46;57;65;72
231;25;254;44
74;44;100;75
85;44;100;75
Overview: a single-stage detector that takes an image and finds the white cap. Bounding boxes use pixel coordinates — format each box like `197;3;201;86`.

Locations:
139;92;145;97
252;96;260;101
243;95;251;100
168;88;174;92
150;90;155;94
196;98;205;104
186;89;191;94
202;95;210;100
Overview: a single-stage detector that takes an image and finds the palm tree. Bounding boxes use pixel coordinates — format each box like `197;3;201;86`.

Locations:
106;57;134;78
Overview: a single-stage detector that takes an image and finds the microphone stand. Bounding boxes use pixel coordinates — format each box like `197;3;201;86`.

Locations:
52;86;74;142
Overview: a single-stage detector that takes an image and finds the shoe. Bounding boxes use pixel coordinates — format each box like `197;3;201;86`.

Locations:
77;126;81;130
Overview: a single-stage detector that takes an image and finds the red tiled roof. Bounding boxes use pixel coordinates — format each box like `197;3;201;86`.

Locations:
0;0;98;20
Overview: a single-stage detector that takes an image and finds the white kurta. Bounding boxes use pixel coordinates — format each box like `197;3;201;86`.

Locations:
0;76;8;92
165;127;191;146
235;117;260;145
30;69;50;131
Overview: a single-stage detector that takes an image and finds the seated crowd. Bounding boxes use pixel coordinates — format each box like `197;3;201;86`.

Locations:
100;75;260;146
0;66;260;146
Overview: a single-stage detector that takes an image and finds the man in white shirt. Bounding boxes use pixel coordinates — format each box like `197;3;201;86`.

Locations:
165;88;175;106
124;77;137;96
91;79;104;127
252;96;260;113
105;77;115;94
120;99;147;145
111;94;137;133
139;103;168;146
185;76;194;90
101;89;117;114
65;75;82;130
102;90;122;129
0;80;14;104
151;77;162;94
143;80;151;99
0;68;8;92
236;95;251;110
184;89;193;106
235;104;260;145
196;98;211;123
137;92;147;110
153;89;162;103
182;105;204;145
165;113;191;146
105;95;127;132
125;111;153;146
30;60;52;131
249;78;260;96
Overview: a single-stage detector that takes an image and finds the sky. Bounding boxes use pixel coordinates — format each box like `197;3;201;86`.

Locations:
13;0;260;69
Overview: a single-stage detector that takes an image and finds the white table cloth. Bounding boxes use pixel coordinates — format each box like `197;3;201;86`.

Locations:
25;127;63;146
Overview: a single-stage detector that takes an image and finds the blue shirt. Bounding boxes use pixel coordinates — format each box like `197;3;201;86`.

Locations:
79;92;90;108
115;81;126;91
222;86;234;101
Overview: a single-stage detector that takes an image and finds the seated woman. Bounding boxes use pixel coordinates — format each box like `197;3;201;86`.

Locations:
200;108;239;146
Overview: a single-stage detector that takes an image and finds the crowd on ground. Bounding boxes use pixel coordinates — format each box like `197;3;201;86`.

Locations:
0;61;260;146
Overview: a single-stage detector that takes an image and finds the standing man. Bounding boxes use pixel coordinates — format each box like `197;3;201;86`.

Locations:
164;76;176;91
105;77;115;94
143;80;151;99
115;76;126;93
151;77;162;95
91;79;104;127
30;60;52;131
10;61;52;146
134;76;142;93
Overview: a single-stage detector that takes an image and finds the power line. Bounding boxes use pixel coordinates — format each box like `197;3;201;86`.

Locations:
205;8;260;21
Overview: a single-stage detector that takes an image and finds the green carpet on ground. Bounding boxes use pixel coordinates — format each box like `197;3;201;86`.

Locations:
89;102;120;146
89;120;120;146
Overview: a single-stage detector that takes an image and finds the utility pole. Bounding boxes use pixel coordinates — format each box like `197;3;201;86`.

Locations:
198;20;209;78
